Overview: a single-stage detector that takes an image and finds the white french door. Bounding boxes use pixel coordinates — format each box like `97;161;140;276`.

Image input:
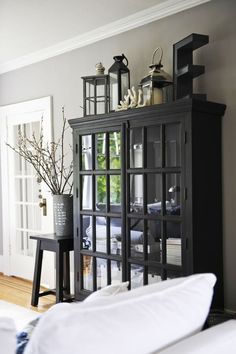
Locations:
0;97;55;288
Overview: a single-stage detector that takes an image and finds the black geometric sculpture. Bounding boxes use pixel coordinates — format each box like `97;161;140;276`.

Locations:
173;33;209;100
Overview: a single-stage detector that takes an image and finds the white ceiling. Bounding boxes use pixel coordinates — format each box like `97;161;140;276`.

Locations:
0;0;211;73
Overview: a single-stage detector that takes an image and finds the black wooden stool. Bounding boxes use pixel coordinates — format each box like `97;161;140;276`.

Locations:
30;234;74;306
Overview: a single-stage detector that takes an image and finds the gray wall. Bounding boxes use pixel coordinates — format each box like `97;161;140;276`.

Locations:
1;0;236;310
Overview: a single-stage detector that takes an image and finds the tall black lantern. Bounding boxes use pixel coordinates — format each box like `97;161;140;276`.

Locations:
139;47;173;105
108;54;130;112
82;63;109;116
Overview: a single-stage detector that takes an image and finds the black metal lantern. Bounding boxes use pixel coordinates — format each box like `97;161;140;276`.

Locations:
108;54;130;112
82;63;109;116
139;47;173;105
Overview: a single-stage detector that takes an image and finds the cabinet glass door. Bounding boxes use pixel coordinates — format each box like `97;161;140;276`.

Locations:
78;129;123;293
128;121;183;289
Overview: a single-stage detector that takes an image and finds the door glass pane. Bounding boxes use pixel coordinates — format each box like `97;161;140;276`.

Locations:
96;175;106;206
166;222;181;266
129;128;143;168
82;175;92;210
130;174;143;213
130;264;143;289
110;218;122;255
111;260;122;284
95;133;106;170
110;175;121;205
166;173;181;215
82;135;92;170
147;174;162;214
97;258;107;289
147;220;161;262
82;215;92;250
96;217;106;253
165;123;181;167
129;218;144;259
83;255;93;291
109;131;121;169
148;267;162;284
147;126;161;168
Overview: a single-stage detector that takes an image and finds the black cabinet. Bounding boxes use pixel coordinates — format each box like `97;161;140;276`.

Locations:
69;99;226;308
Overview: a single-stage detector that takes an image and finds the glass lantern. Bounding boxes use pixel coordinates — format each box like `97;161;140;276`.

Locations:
82;63;109;116
108;54;130;112
139;47;173;105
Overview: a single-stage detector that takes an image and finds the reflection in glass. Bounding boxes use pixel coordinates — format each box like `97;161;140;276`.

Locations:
83;255;93;291
147;220;161;262
109;131;121;169
96;133;106;170
82;215;92;250
147;174;162;214
166;221;181;266
82;175;92;210
130;264;143;289
129;218;144;259
110;218;122;255
97;258;107;289
130;174;143;212
166;173;181;213
165;123;181;167
147;126;161;168
129;128;143;168
96;175;106;206
96;216;107;253
110;175;121;205
148;268;162;284
82;135;92;170
111;260;122;284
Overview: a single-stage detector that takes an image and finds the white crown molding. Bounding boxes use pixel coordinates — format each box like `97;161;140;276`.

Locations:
0;0;211;75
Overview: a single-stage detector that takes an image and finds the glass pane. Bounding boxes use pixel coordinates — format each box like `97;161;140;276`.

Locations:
97;258;107;289
121;72;129;100
111;260;122;284
166;222;181;266
15;179;23;202
82;215;92;250
130;174;143;213
147;220;161;262
130;264;143;289
15;230;24;255
15;204;23;228
129;128;143;168
95;133;106;170
27;205;41;230
148;267;162;284
14;153;22;175
82;175;92;210
109;72;118;111
25;178;38;203
31;121;40;141
165;123;181;167
129;218;144;259
110;218;122;255
96;175;106;206
96;216;106;253
147;126;161;168
83;255;93;291
110;175;121;205
166;173;181;214
86;98;94;116
109;131;121;169
147;174;162;214
81;135;92;170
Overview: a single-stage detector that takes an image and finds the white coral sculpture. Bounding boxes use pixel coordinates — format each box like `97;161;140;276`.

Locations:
115;86;150;111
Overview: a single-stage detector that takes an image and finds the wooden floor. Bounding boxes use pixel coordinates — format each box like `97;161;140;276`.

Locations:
0;273;55;313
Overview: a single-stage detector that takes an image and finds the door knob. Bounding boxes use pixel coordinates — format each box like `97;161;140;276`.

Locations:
39;198;47;216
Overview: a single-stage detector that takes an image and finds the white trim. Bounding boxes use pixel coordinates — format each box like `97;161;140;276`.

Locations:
0;0;211;75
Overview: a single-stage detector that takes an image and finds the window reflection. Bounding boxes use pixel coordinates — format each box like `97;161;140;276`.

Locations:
82;135;92;170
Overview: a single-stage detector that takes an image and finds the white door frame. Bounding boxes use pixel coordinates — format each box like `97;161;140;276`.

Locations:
0;96;54;283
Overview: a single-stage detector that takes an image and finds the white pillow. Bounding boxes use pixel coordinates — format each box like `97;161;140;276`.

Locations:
25;273;216;354
0;317;16;354
84;281;129;303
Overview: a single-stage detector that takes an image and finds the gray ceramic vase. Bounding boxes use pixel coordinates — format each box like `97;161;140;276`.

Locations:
53;194;73;236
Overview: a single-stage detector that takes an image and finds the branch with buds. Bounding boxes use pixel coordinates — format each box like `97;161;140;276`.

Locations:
6;107;73;195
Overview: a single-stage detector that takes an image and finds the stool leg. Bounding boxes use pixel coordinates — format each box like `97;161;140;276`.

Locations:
31;241;43;306
56;245;64;303
63;251;70;296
